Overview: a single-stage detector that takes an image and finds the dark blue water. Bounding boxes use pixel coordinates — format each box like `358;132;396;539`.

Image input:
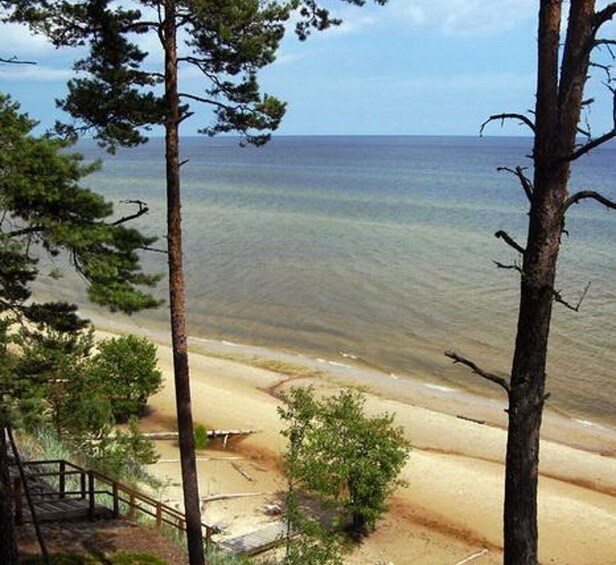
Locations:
50;136;616;425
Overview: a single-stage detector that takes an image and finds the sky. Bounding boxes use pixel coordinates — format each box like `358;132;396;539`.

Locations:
1;0;615;137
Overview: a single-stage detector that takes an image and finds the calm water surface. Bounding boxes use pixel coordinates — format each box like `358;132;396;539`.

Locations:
52;136;616;426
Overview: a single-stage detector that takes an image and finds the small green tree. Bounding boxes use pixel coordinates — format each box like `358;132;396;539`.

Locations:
279;387;410;538
88;334;163;422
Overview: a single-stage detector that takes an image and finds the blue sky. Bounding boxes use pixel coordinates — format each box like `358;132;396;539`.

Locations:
1;0;615;137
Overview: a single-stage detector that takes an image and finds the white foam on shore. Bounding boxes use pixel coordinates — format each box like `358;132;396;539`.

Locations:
222;340;242;347
424;383;455;393
390;373;399;380
339;351;358;359
328;361;352;368
191;337;215;344
574;419;600;428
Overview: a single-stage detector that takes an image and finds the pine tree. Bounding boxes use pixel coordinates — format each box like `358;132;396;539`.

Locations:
2;2;386;562
448;2;616;562
0;93;159;562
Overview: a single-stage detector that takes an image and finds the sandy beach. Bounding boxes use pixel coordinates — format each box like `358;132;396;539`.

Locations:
92;321;616;565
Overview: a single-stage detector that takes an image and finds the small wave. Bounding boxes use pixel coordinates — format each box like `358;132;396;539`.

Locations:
389;373;399;380
328;361;352;368
424;383;455;393
573;418;598;428
222;340;241;348
191;337;215;344
339;351;358;359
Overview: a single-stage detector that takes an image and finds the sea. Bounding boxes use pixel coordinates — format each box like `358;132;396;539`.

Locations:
42;136;616;428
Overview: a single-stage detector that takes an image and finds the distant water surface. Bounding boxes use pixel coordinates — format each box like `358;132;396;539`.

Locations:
50;136;616;426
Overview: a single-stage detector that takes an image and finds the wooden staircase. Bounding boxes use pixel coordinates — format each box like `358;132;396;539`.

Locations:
9;457;216;550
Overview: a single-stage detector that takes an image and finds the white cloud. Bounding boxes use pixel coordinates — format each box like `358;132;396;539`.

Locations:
272;52;304;67
0;23;55;57
0;65;73;82
389;0;536;36
404;71;535;92
326;13;378;36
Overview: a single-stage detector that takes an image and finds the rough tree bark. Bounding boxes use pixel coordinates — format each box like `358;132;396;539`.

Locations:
0;429;17;564
162;2;204;564
449;2;616;563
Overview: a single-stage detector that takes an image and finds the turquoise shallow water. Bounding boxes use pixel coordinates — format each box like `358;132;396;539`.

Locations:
43;136;616;426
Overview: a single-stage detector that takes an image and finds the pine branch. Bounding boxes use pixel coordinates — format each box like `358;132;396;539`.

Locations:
112;200;149;226
594;4;616;29
566;85;616;161
564;189;616;212
179;92;233;110
445;351;510;395
1;226;45;239
493;261;523;275
480;113;536;136
495;230;526;254
0;56;36;65
497;166;534;202
552;282;591;312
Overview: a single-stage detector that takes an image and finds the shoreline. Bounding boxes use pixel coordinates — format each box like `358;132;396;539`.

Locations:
86;310;616;563
84;306;616;458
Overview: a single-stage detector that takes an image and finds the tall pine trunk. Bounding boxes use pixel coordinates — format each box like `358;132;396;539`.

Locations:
504;2;596;563
163;2;204;564
0;429;17;564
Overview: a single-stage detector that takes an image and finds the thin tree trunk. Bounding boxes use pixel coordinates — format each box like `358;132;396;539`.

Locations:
163;2;204;564
0;427;18;564
503;2;596;563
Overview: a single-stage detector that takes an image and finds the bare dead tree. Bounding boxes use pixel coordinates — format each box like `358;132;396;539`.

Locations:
447;2;616;564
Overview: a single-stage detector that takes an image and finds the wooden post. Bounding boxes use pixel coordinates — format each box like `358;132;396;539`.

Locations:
80;471;86;499
204;526;212;551
88;471;95;520
59;461;66;499
13;476;23;526
128;493;136;520
156;502;162;528
112;482;119;519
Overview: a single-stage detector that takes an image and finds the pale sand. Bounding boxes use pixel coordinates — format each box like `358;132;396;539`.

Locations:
94;328;616;564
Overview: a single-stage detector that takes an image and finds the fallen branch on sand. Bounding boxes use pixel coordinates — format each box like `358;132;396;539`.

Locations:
231;462;255;482
454;548;489;564
202;492;264;503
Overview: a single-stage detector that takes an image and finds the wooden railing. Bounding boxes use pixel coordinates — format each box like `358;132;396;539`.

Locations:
12;459;217;549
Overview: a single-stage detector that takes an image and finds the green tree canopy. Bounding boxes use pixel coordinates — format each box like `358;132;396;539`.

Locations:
279;387;410;537
88;334;163;422
0;94;160;316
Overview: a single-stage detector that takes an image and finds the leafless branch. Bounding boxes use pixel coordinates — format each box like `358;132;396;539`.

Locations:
179;92;230;110
0;56;36;65
566;84;616;161
497;166;534;202
480;113;536;136
494;230;526;254
594;5;616;30
552;282;591;312
493;261;523;275
178;110;195;125
445;351;510;395
564;190;616;212
593;39;616;55
141;245;168;254
179;159;190;167
112;200;149;226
